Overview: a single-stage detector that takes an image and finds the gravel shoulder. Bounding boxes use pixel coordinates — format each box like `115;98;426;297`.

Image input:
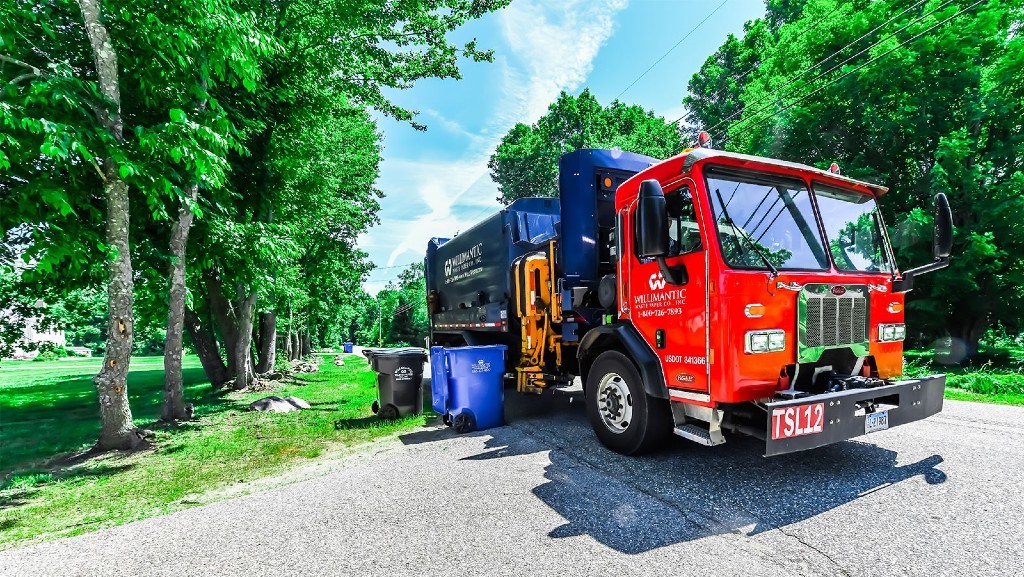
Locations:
2;397;1022;577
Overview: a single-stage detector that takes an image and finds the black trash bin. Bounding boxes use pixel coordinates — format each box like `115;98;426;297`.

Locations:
366;348;427;419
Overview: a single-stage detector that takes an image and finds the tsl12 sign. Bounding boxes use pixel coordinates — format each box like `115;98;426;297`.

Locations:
771;403;824;440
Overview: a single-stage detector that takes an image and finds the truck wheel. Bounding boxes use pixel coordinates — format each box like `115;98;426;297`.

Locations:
585;351;671;455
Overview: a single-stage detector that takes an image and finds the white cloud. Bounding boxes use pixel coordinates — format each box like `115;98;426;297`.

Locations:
363;0;629;293
496;0;629;124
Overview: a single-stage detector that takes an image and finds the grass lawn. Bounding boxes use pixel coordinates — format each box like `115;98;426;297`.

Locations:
0;353;432;549
905;346;1024;406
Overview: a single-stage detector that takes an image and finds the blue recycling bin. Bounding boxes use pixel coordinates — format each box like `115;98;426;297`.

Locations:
343;342;354;353
430;345;507;433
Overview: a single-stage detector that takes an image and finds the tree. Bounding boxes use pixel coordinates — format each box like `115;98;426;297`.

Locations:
181;0;511;386
683;0;1024;357
489;89;685;204
2;0;263;443
78;0;142;449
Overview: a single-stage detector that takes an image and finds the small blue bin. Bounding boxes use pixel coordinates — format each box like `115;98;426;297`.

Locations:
430;345;507;433
343;342;354;354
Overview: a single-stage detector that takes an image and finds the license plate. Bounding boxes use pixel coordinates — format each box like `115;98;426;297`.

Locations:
865;410;889;434
771;402;824;440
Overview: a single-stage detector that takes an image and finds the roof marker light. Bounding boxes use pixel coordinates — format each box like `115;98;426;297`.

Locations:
697;131;712;148
829;162;841;175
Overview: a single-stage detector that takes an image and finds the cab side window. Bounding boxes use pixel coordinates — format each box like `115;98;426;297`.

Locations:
667;187;702;256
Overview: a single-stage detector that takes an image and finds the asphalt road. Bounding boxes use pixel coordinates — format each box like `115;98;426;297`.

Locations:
3;394;1023;577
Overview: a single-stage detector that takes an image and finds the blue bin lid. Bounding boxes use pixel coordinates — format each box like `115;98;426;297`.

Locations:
441;345;507;352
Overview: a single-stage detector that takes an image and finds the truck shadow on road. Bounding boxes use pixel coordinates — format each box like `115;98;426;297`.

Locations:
466;392;948;555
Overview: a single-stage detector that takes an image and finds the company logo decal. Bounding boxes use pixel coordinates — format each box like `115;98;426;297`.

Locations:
443;243;484;284
471;359;491;373
394;367;413;381
649;272;666;290
830;285;847;296
674;372;696;384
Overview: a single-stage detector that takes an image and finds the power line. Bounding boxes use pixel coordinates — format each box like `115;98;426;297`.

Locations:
719;0;984;141
615;0;730;100
679;2;847;124
704;0;939;137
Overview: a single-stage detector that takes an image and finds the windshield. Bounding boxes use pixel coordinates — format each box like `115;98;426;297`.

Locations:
813;183;892;273
706;168;829;270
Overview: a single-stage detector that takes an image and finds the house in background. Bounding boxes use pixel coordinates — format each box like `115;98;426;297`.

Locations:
11;316;68;359
2;300;70;360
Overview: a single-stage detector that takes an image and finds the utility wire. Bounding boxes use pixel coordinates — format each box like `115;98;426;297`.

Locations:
679;2;847;124
718;0;984;142
615;0;730;100
704;0;939;137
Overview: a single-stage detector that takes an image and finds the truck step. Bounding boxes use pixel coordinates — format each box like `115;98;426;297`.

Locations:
673;423;726;447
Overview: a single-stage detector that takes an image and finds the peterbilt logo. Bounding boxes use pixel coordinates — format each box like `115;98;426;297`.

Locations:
830;285;847;296
649;272;666;290
675;372;696;384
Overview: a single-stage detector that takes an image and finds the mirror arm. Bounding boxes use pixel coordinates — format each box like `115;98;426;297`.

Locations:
892;257;949;293
656;256;688;286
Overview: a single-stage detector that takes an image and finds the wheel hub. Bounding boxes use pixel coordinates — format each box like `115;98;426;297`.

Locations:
597;372;633;434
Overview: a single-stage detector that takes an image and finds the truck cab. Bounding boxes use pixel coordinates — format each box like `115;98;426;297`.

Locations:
581;146;952;455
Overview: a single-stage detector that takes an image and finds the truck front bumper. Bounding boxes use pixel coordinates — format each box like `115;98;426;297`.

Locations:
764;375;945;457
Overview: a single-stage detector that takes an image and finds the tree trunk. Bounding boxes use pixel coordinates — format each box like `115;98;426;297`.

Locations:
79;0;141;450
300;329;311;357
949;311;988;363
256;311;276;373
291;331;301;360
231;291;257;389
204;268;238;378
285;306;294;360
161;182;199;421
184;306;228;388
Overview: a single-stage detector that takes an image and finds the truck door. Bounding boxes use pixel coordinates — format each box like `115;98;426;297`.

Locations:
625;182;710;394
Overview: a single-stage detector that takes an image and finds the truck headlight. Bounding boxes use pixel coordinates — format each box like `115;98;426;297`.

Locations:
746;329;786;353
878;323;905;342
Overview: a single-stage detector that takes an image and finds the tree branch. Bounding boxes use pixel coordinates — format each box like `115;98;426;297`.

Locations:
4;72;39;89
0;53;45;77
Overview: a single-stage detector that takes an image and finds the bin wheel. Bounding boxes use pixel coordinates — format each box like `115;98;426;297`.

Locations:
378;404;399;420
371;400;380;414
453;413;475;434
442;413;452;427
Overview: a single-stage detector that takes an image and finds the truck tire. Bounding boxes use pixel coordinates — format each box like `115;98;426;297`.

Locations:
585;351;671;455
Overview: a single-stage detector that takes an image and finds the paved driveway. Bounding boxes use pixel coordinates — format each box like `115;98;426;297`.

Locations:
2;395;1022;577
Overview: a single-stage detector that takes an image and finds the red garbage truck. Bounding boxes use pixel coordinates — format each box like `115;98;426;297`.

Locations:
425;142;951;456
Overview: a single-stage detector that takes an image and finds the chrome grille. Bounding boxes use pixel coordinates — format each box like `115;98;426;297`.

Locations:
802;287;868;347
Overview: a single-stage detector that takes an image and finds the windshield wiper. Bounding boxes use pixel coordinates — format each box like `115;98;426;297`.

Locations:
714;188;780;278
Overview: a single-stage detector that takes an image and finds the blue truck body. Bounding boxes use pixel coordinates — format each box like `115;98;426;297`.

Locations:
425;149;657;349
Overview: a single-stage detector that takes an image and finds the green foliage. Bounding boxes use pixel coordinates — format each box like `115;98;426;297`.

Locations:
31;342;68;362
0;0;265;277
683;0;1024;352
2;0;508;379
489;89;685;204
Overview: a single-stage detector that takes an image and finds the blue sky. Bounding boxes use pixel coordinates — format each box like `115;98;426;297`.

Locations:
361;0;767;294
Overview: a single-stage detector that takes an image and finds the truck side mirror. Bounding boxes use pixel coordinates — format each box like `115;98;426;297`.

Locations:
636;179;669;258
933;192;952;259
893;192;954;293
